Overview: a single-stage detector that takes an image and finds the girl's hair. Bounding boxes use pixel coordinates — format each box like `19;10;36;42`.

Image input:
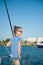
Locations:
14;25;22;33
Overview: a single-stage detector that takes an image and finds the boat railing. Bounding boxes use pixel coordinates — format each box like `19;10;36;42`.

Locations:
21;56;30;65
0;56;30;65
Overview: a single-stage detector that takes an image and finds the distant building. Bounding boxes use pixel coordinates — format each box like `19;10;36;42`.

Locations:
37;37;43;42
27;38;36;42
23;37;43;43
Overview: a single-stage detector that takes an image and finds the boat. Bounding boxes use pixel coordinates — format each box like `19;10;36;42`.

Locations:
37;41;43;48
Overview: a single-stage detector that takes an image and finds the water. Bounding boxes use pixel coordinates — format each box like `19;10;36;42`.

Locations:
21;46;43;65
0;45;43;65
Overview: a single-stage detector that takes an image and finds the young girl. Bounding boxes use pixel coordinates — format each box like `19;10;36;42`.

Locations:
7;25;22;65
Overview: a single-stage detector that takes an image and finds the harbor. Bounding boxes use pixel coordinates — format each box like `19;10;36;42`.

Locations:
0;0;43;65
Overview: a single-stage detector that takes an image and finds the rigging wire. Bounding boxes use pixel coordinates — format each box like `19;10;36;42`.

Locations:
4;0;14;57
4;0;14;36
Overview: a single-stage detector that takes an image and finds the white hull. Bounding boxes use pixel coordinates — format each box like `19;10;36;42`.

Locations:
37;43;43;48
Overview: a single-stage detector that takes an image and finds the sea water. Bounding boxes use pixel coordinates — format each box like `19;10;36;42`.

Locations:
0;46;43;65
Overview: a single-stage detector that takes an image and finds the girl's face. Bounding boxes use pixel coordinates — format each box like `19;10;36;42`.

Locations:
16;28;22;36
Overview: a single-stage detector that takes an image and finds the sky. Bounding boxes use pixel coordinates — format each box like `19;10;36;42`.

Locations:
0;0;43;40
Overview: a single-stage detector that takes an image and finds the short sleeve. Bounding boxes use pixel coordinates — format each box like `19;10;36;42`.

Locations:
17;36;22;41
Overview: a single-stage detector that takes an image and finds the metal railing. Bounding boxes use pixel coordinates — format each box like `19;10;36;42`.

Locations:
0;56;30;65
21;56;30;65
0;58;2;65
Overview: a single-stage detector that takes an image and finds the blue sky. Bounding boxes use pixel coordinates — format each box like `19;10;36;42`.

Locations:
0;0;43;40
